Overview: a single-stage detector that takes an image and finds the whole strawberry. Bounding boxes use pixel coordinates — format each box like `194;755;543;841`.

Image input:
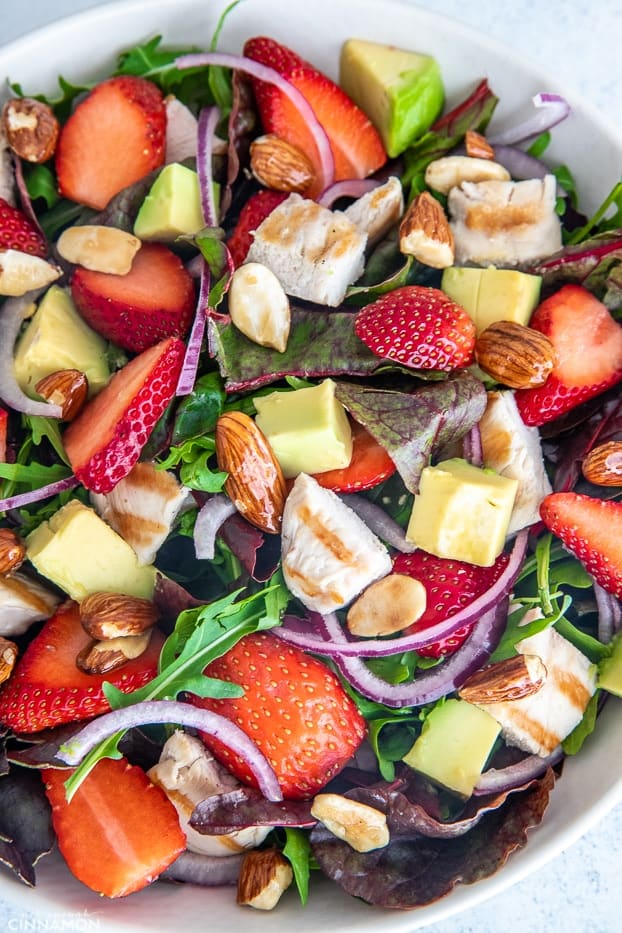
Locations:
190;631;366;800
354;286;475;371
0;197;47;257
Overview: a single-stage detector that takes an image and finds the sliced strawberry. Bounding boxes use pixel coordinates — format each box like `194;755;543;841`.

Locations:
354;285;476;371
189;630;366;800
540;492;622;599
312;420;396;493
392;549;511;658
44;757;185;897
0;601;164;733
63;336;185;494
0;197;47;257
227;188;288;267
71;243;196;353
515;285;622;427
55;75;166;211
244;37;387;195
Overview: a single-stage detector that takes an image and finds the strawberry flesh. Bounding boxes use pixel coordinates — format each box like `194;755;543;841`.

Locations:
71;242;196;353
355;285;476;371
540;492;622;600
63;336;185;494
55;75;166;211
312;421;396;493
515;284;622;427
392;550;511;658
0;601;163;733
44;757;185;897
0;197;47;257
190;631;366;800
227;188;288;267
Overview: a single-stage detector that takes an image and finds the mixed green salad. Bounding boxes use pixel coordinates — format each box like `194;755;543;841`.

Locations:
1;0;622;913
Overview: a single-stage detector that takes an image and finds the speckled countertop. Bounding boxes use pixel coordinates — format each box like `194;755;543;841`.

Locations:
1;1;622;930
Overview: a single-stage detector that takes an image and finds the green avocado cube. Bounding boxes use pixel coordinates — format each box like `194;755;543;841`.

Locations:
441;266;542;335
134;162;208;241
403;698;501;798
340;38;444;158
598;633;622;697
406;458;518;566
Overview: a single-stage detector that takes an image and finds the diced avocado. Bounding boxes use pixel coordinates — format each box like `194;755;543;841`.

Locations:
340;38;444;158
134;162;209;241
254;379;353;478
13;286;110;398
406;457;518;566
26;500;156;601
403;698;501;798
598;633;622;697
441;266;542;335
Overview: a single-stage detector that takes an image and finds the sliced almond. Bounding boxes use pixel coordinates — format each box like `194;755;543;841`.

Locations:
237;848;293;910
35;369;88;421
76;630;152;675
0;637;18;685
465;130;495;161
347;573;426;637
250;134;315;194
458;653;547;704
582;441;622;486
215;411;287;534
399;191;454;268
56;225;141;274
311;793;390;853
228;262;291;353
3;98;60;163
0;249;60;297
0;528;26;576
475;320;555;389
424;155;510;195
79;592;159;640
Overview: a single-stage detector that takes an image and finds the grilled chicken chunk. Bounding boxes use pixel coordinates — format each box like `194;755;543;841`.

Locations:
344;176;404;248
0;571;60;637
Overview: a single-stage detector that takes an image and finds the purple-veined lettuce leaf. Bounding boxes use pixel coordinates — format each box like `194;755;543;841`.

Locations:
219;513;281;582
191;786;315;834
7;722;163;773
310;768;554;909
335;372;487;493
529;229;622;311
219;70;257;221
0;767;55;886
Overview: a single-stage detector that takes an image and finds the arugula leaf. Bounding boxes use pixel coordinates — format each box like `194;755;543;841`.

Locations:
367;715;420;781
23;165;59;210
24;416;70;465
10;75;91;122
171;372;226;444
283;828;313;905
566;180;622;245
158;434;227;492
562;690;599;755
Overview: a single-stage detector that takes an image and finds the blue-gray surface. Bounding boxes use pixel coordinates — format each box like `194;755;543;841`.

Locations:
1;0;622;930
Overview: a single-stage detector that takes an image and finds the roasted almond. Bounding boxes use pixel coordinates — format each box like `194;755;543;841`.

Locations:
3;98;60;163
228;261;291;352
582;440;622;486
76;630;152;675
0;528;26;576
465;130;495;160
237;848;293;911
399;191;454;268
0;637;18;685
347;573;427;637
310;793;390;853
0;249;60;297
35;369;88;421
458;653;547;704
250;134;315;193
215;411;287;534
56;224;141;275
475;320;555;389
79;592;159;640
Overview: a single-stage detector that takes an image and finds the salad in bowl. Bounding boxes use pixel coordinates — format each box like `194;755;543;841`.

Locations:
1;0;622;927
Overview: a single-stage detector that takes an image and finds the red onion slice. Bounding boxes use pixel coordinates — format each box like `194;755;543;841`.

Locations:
488;92;571;146
162;850;243;886
176;262;210;396
474;747;563;795
165;96;199;164
193;493;237;560
318;178;381;209
0;475;78;512
594;581;622;644
462;424;483;467
175;52;335;190
197;106;220;227
12;154;46;237
57;700;283;802
0;291;63;418
338;494;416;553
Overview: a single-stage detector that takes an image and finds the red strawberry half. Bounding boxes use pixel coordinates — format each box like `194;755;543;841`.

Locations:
44;757;185;898
55;75;166;211
0;601;163;733
515;284;622;427
540;492;622;600
0;197;47;257
227;188;288;267
63;336;185;494
355;285;476;371
244;36;387;195
71;242;196;353
392;549;511;658
190;630;366;800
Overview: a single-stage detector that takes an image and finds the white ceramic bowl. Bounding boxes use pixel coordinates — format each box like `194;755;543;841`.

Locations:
1;1;622;930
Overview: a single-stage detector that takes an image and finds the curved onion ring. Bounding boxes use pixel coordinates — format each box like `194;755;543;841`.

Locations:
0;291;62;418
162;850;243;886
338;494;416;553
57;699;283;802
0;475;78;513
318;178;381;208
193;493;237;560
176;262;210;397
488;92;571;146
474;747;563;795
197;105;221;227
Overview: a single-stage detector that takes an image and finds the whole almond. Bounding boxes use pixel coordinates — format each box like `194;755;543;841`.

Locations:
582;440;622;486
458;653;547;704
399;191;454;268
237;848;293;910
347;573;427;637
79;592;159;640
250;134;315;193
475;320;555;389
0;528;26;575
35;369;88;421
465;130;495;160
3;98;60;163
215;411;286;534
76;630;152;675
0;637;18;685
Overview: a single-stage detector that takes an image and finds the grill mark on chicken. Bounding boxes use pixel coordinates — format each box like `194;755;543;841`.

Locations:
297;504;357;564
465;201;542;232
